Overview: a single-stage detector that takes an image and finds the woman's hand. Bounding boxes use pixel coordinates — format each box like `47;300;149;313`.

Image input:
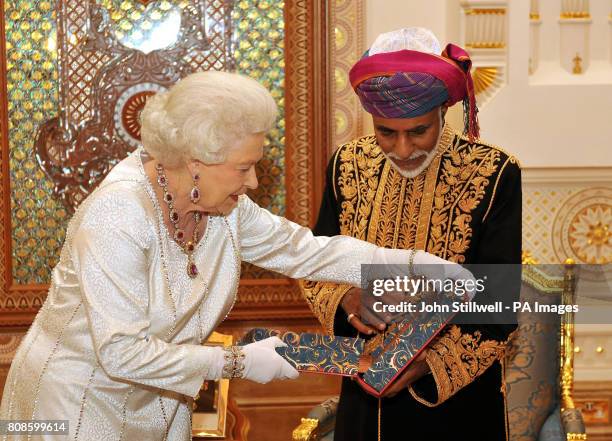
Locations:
372;248;477;302
412;250;476;300
240;337;299;384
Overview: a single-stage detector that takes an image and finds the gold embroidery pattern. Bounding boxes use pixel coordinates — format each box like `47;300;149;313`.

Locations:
414;125;454;249
367;161;390;244
337;143;359;236
302;130;514;336
397;174;424;249
367;165;424;250
483;156;518;222
458;133;522;168
300;280;352;335
302;137;385;334
338;136;385;239
373;168;410;248
410;325;506;407
427;138;501;262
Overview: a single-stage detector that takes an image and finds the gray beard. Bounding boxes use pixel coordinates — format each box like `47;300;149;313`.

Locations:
384;147;439;179
383;119;445;179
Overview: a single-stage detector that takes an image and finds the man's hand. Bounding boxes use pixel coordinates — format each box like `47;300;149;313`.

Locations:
377;350;430;398
341;284;432;398
341;288;384;334
341;288;411;334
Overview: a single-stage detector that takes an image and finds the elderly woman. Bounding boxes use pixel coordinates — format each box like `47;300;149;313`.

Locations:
0;71;466;440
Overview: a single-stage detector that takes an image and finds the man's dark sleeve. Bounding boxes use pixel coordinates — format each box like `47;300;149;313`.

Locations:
312;154;341;236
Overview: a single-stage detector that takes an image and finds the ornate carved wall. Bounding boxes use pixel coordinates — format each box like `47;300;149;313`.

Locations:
328;0;365;157
0;0;336;328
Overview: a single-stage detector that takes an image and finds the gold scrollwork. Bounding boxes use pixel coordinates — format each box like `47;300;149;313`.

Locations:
292;418;319;441
303;129;516;336
427;138;501;263
409;325;506;407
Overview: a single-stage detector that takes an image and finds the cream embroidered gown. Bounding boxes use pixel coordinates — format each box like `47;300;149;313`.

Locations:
0;149;377;440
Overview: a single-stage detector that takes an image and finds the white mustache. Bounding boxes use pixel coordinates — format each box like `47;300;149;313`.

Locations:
387;150;427;161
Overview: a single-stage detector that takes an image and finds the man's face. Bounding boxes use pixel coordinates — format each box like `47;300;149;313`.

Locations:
372;106;446;177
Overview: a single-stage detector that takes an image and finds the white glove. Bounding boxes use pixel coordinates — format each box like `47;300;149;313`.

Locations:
240;337;299;384
414;250;477;300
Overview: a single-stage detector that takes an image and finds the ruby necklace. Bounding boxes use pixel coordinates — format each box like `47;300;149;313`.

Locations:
155;163;201;278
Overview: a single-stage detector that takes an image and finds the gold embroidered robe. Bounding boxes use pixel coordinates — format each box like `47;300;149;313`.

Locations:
300;124;522;440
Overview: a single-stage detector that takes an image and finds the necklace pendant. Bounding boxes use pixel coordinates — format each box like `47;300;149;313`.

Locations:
190;186;200;204
187;260;199;278
156;163;200;280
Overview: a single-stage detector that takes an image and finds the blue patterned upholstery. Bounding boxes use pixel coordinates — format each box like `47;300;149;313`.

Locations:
505;278;562;441
539;406;564;441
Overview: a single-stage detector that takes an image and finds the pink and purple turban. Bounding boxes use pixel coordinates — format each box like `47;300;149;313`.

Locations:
349;43;480;141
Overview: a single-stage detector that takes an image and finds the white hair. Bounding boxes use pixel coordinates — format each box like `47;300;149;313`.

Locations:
140;71;278;167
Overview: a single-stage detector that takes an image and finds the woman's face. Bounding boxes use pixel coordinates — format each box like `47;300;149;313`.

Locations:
194;133;264;215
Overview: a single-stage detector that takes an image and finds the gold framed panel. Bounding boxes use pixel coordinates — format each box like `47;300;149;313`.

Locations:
192;332;232;439
0;0;332;328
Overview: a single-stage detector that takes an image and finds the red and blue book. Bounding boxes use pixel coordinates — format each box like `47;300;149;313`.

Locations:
239;291;458;397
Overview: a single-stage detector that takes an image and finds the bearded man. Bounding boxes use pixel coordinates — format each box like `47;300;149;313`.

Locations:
301;27;521;440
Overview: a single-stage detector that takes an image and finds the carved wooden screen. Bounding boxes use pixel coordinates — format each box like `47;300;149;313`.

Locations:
0;0;330;327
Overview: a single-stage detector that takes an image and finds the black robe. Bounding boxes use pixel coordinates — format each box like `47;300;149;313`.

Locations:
301;125;522;441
